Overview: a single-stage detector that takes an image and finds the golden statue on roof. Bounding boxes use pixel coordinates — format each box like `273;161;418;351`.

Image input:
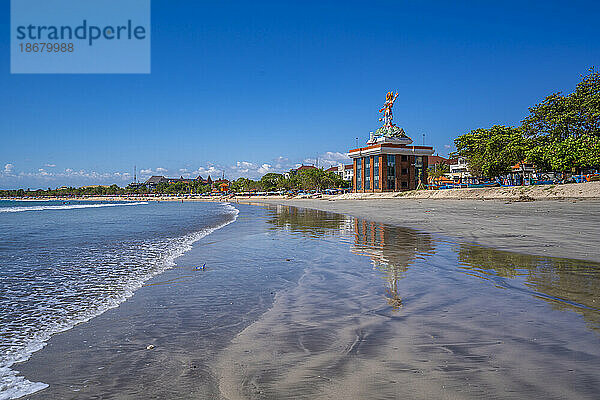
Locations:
379;91;398;126
375;91;407;138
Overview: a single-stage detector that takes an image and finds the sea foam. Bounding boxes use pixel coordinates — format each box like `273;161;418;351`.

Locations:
0;202;239;400
0;201;148;213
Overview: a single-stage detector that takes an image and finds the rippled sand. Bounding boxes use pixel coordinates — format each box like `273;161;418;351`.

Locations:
14;204;600;399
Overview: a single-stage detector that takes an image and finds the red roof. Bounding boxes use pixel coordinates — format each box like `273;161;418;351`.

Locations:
428;155;448;165
296;165;317;171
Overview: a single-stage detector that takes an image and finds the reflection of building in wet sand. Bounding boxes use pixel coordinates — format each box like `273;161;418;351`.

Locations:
267;205;353;237
266;205;440;310
458;244;600;332
352;219;436;311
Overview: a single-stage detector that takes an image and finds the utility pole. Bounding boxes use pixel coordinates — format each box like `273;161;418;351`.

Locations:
134;165;137;183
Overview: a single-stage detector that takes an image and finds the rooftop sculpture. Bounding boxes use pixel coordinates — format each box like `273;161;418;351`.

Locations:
374;91;408;138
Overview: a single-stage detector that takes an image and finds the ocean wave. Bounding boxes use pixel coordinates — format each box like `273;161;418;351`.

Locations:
0;202;148;213
0;203;239;400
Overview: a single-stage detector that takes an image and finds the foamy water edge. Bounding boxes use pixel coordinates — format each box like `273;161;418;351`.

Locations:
0;203;239;400
0;202;149;213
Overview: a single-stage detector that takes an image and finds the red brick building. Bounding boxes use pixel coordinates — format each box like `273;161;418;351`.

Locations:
348;136;434;192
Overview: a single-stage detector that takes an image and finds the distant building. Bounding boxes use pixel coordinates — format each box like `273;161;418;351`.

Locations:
428;155;448;167
326;164;354;182
349;91;434;192
296;165;317;173
196;175;212;186
166;176;194;184
144;175;200;189
284;165;317;179
212;178;230;193
144;175;168;188
348;135;434;192
448;157;471;182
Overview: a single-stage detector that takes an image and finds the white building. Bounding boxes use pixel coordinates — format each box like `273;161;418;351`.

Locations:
327;164;354;182
448;157;471;182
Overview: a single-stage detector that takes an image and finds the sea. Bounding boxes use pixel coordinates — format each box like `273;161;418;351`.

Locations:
0;200;238;399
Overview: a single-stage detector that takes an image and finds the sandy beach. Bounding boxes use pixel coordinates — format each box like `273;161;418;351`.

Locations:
240;198;600;263
5;184;600;263
7;202;598;400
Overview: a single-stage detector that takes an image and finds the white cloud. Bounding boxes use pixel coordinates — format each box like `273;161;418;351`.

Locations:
444;144;453;149
303;151;350;169
191;165;222;178
5;167;134;189
137;167;171;176
273;156;288;169
1;149;354;188
257;163;272;174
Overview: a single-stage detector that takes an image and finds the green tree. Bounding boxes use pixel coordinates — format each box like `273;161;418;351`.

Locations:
523;68;600;172
452;125;531;178
523;67;600;141
295;168;347;191
527;134;600;173
428;162;450;180
229;177;258;193
259;173;284;191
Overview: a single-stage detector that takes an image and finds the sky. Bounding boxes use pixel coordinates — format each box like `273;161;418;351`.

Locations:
1;0;599;189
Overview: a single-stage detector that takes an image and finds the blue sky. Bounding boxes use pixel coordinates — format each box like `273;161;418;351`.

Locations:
1;0;599;189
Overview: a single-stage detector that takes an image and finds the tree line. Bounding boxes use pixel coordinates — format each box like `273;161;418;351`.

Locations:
0;182;213;198
229;169;349;193
452;68;600;178
0;168;348;197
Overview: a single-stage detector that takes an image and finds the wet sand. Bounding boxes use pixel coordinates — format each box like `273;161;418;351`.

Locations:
13;204;600;399
245;199;600;263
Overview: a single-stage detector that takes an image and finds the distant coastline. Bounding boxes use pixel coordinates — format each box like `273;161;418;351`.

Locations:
2;180;600;202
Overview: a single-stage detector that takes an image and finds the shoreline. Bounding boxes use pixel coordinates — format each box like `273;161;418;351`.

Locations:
3;183;599;264
7;202;600;399
240;197;600;264
2;180;600;203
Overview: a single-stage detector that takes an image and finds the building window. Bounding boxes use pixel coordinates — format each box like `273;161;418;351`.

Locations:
356;158;362;190
401;181;408;189
401;168;408;175
373;156;379;189
401;155;408;162
387;155;395;190
365;157;371;190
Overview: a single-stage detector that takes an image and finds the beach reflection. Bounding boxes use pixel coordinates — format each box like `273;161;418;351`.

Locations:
265;205;437;310
350;219;435;310
457;244;600;331
224;205;600;399
265;204;600;328
266;205;351;237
